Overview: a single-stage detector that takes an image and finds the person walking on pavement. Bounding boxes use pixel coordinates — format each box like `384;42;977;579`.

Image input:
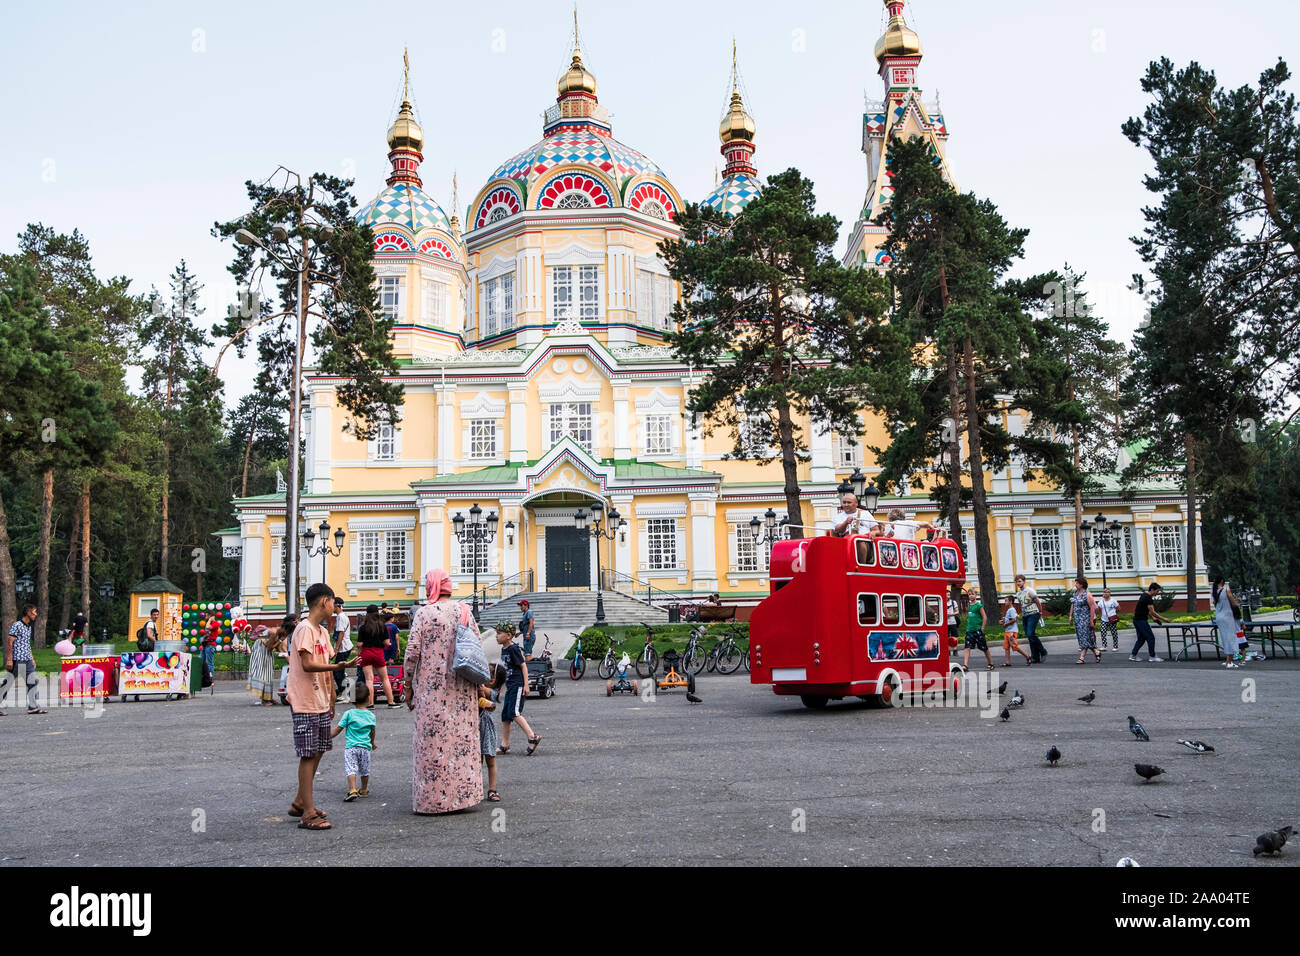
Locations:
517;599;536;659
3;604;45;715
1129;582;1169;662
1097;587;1120;652
1071;577;1101;664
1014;574;1048;663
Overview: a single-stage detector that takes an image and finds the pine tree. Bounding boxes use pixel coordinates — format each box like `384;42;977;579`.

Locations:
659;168;900;536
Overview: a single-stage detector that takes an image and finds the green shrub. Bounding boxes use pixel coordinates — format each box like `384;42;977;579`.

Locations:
1154;590;1177;613
1041;588;1073;617
576;627;610;660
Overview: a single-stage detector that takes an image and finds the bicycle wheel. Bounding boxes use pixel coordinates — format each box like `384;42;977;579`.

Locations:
741;641;750;672
704;645;719;672
569;656;586;680
684;643;707;675
716;640;744;674
597;652;615;680
635;645;659;678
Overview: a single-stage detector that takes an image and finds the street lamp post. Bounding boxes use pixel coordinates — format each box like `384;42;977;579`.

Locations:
575;501;624;627
451;503;498;621
234;201;335;616
97;582;115;644
1079;513;1124;592
302;518;346;588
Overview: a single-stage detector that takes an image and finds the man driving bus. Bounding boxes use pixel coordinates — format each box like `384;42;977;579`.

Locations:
832;492;878;538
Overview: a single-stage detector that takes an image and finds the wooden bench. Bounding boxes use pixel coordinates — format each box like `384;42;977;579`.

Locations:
697;605;736;623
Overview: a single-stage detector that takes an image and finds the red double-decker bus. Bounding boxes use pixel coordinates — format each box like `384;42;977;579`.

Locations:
749;533;966;709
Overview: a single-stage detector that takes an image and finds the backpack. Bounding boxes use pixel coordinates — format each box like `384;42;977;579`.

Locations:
136;626;155;652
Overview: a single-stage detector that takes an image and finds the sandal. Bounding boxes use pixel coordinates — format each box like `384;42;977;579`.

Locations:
526;735;542;755
486;790;501;802
26;708;48;715
288;804;328;819
297;811;332;830
1075;657;1086;664
344;790;359;802
985;665;995;671
496;746;510;755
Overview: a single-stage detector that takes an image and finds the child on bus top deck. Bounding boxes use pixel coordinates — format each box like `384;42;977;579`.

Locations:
1001;595;1032;667
884;508;934;540
961;583;994;672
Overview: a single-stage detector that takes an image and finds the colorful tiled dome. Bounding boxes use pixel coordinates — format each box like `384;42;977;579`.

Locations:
358;182;453;236
489;129;669;198
703;173;762;217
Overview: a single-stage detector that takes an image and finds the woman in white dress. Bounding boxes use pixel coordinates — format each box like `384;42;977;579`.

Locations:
1212;575;1243;668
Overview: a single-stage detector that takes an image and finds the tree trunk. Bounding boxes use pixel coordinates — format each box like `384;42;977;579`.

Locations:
963;336;998;612
0;482;17;637
35;467;54;647
1184;433;1200;612
1070;376;1085;571
59;507;81;632
776;398;803;540
939;266;964;601
160;443;170;580
80;482;91;618
241;428;253;499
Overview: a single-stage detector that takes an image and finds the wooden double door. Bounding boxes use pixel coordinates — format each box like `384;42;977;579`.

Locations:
545;526;590;590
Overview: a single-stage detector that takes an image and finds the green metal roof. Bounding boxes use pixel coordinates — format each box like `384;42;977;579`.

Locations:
130;575;184;594
614;462;720;481
212;527;239;536
412;464;523;485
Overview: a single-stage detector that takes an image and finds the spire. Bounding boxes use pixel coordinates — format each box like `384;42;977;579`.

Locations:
557;5;597;98
449;172;461;238
718;41;757;179
386;50;424;187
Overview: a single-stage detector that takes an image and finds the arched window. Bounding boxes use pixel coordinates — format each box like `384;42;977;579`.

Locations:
487;205;510;223
640;200;668;220
556;191;594;209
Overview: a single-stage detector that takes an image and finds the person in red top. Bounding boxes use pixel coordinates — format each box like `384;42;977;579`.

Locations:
288;583;356;830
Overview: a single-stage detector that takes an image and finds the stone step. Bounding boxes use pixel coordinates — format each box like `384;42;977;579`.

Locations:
478;590;669;631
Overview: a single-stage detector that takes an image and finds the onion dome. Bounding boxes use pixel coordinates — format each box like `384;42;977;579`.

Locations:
557;47;597;98
874;0;923;63
387;97;423;153
702;45;761;217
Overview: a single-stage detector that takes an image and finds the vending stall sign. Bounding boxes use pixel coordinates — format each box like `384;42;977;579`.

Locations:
59;656;119;700
119;651;191;698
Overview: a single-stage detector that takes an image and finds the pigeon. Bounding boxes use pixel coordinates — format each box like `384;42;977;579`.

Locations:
686;691;702;704
1177;739;1215;754
1078;690;1095;705
1252;826;1293;857
999;706;1010;721
998;680;1008;696
1009;691;1025;709
1135;763;1165;783
1128;716;1150;741
1116;857;1140;867
1046;746;1061;766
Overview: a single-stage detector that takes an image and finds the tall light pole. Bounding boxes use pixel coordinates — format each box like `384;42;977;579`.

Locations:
1079;513;1124;592
452;503;498;621
234;203;335;614
98;580;115;644
302;518;346;588
749;508;787;549
575;500;623;627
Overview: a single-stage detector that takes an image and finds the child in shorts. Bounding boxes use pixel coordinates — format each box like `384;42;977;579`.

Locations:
332;682;376;801
961;584;994;671
479;665;505;802
1001;595;1032;666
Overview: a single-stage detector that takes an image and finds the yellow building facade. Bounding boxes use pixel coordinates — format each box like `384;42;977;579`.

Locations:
226;3;1205;618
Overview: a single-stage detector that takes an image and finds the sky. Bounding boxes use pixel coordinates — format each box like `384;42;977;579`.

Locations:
2;0;1297;403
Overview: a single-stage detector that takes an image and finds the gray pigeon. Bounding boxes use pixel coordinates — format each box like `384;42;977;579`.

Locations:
1078;690;1095;705
998;680;1008;696
1128;716;1150;741
1046;746;1061;766
1177;739;1215;753
686;691;702;704
1253;825;1293;857
999;706;1010;721
1135;763;1165;783
1009;691;1025;709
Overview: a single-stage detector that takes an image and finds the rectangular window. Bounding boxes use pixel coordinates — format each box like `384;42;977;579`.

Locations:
636;270;675;329
643;414;672;455
373;421;396;462
881;595;902;627
1031;528;1062;573
857;593;879;626
578;264;599;321
459;536;488;575
833;432;860;468
422;279;447;328
385;531;407;581
484;278;498;335
378;276;403;322
550;266;572;321
904;595;923;626
732;521;773;573
468;419;497;460
483;275;515;336
1084;526;1134;572
357;531;381;582
502;273;514;329
855;539;876;566
646;518;678;571
550;265;599;322
1152;524;1185;570
924;595;942;626
548;402;593;454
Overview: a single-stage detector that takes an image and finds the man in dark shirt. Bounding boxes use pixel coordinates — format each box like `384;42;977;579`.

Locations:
1129;583;1170;662
382;610;400;664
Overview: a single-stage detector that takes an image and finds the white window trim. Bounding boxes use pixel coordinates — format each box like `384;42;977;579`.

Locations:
547;263;603;324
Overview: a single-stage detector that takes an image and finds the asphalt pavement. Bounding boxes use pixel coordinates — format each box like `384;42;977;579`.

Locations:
2;649;1298;867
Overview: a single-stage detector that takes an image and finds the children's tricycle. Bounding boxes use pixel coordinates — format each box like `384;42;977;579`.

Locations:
605;651;639;696
656;649;696;694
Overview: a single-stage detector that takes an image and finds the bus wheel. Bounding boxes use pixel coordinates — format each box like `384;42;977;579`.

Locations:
800;695;829;709
946;670;962;701
877;675;900;708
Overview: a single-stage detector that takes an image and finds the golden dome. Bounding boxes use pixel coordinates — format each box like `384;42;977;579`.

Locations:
719;90;756;144
557;48;597;97
387;98;423;152
873;0;923;63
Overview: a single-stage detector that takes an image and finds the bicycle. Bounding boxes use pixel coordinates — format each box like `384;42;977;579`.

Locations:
597;636;625;680
635;621;661;678
713;623;748;675
569;631;586;680
681;624;709;675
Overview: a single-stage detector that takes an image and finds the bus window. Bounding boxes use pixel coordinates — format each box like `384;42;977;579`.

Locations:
921;545;939;571
904;594;922;625
879;542;899;568
941;547;958;572
881;595;901;626
924;595;942;625
857;593;879;626
855;539;876;566
900;543;920;570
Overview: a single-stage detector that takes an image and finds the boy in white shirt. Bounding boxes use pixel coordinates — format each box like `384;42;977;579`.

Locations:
1001;595;1032;666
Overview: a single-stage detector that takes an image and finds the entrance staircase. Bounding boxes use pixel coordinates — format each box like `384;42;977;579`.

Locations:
477;589;669;632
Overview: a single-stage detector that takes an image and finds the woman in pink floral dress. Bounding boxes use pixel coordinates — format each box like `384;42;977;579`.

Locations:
404;569;483;814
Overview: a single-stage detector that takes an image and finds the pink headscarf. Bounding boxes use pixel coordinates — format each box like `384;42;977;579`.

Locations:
425;568;452;600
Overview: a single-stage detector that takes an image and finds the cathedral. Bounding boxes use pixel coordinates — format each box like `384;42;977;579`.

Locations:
221;1;1205;619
